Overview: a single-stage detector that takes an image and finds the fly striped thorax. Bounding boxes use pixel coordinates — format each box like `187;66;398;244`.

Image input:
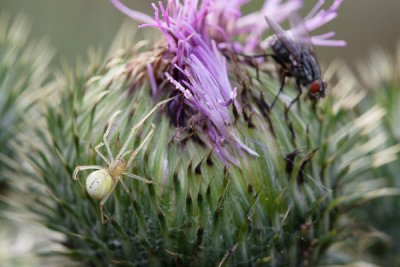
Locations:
266;15;326;101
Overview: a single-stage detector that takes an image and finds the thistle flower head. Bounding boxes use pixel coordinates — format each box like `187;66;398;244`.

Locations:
111;0;346;162
113;0;261;162
4;3;399;266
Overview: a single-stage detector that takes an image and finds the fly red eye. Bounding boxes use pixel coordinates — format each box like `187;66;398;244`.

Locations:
309;81;321;93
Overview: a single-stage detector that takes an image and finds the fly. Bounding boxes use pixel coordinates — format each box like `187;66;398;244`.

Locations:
265;15;327;109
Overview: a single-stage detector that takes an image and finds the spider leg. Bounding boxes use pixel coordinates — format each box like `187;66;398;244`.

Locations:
120;149;133;159
94;143;110;164
99;180;118;224
117;97;174;158
123;172;154;184
73;165;103;181
103;111;121;162
119;178;132;196
126;124;155;169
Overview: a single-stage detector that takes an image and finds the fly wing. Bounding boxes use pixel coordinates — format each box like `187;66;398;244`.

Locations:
288;12;315;55
288;12;324;77
265;16;301;61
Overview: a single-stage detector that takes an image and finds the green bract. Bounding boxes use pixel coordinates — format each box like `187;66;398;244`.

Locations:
0;15;52;191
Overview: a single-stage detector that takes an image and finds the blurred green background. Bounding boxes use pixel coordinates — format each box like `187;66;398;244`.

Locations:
1;0;400;66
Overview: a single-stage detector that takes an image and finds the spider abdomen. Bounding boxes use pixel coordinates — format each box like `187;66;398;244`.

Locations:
86;170;114;199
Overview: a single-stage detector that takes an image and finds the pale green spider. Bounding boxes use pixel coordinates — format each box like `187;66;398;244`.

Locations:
73;97;173;223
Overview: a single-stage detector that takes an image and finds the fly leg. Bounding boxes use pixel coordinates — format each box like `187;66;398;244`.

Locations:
271;72;287;109
285;80;302;117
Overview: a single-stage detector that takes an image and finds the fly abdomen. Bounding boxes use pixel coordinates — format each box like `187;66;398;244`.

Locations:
299;51;321;84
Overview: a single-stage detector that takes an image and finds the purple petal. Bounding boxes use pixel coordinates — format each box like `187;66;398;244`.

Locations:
110;0;154;24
